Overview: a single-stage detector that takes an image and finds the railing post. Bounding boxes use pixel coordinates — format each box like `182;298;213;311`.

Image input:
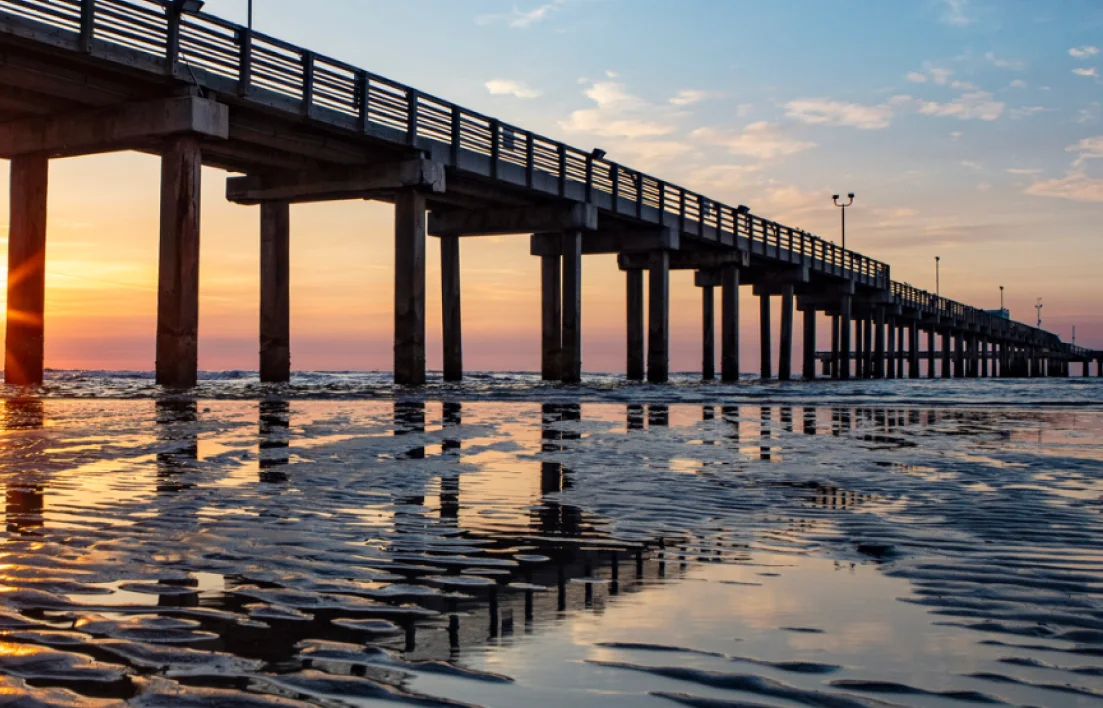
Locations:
557;144;567;197
236;27;252;97
657;182;666;226
610;165;620;214
489;119;500;179
300;51;314;118
584;153;593;202
448;106;461;165
679;189;686;233
357;71;371;133
635;174;643;219
79;0;95;53
164;8;181;77
524;132;534;188
697;195;705;238
405;88;419;147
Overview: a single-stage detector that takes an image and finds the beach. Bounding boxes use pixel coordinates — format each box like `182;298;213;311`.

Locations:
0;374;1100;706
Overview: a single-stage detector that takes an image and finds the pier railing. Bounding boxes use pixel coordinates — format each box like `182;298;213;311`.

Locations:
0;0;1088;357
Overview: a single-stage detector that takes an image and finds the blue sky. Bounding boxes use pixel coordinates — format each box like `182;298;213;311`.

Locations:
204;1;1103;338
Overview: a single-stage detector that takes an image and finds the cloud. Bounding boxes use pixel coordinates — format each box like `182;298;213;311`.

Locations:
1073;67;1099;77
559;79;675;138
476;0;564;28
985;51;1025;70
691;122;816;161
976;182;991;191
929;67;953;85
1025;171;1103;203
1075;102;1101;125
484;79;541;99
1009;79;1027;88
669;89;722;106
1009;105;1046;119
1068;135;1103;165
1069;46;1100;59
1006;168;1041;175
915;91;1005;121
906;72;928;83
784;98;895;129
942;0;974;26
960;160;982;170
951;80;977;90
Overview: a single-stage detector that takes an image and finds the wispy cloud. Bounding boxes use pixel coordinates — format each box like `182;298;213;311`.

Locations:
559;78;676;141
985;51;1025;70
668;89;722;106
1009;105;1046;119
1069;46;1100;59
784;98;896;130
960;160;982;170
941;0;974;26
1025;172;1103;203
484;79;541;99
1009;79;1027;88
691;122;816;161
915;91;1005;121
1073;67;1099;78
905;65;952;85
1006;168;1041;175
1068;135;1103;166
476;0;565;29
906;72;928;84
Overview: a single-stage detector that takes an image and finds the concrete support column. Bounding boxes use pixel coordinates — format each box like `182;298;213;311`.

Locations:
942;331;952;378
647;250;670;383
4;155;49;387
561;231;583;383
897;326;906;379
156;137;202;389
441;234;463;382
778;285;794;381
830;315;840;379
1085;360;1092;377
626;269;644;381
394;189;427;386
909;323;920;379
955;333;966;378
874;308;885;379
927;328;936;379
886;317;896;379
541;254;562;381
854;317;864;379
864;316;874;379
259;201;290;383
702;283;715;381
802;307;816;381
720;265;740;382
839;297;852;380
759;294;771;380
980;338;989;378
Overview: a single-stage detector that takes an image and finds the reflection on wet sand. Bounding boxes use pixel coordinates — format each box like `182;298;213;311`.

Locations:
0;399;1097;707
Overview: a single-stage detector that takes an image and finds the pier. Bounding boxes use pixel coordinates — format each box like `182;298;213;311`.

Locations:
0;0;1097;386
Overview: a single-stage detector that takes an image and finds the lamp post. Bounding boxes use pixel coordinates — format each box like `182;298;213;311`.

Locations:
999;285;1004;312
832;193;855;250
1035;298;1043;328
935;256;940;298
248;0;253;29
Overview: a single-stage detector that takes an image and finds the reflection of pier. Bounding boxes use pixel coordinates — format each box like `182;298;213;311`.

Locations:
2;399;45;534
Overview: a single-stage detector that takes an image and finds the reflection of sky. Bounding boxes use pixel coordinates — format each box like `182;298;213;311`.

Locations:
0;400;1100;706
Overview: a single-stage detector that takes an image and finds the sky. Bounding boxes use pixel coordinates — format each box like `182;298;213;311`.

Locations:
1;0;1101;373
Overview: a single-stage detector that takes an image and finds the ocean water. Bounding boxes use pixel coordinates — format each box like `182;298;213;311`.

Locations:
0;371;1100;706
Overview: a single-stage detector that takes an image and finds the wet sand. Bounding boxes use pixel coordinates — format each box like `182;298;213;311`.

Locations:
0;392;1101;706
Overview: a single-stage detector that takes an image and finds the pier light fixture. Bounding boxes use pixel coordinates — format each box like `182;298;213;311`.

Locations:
736;204;750;215
590;148;606;160
832;193;855;250
1000;285;1004;311
935;256;940;297
1035;298;1043;328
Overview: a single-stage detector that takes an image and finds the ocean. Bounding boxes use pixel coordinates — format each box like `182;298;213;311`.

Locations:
0;371;1100;706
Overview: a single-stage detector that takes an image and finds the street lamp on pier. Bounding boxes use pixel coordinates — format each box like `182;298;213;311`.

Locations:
832;193;855;250
1035;298;1043;328
1000;285;1004;312
935;256;940;298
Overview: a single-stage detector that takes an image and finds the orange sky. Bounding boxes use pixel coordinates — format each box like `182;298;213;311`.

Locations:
0;148;1098;374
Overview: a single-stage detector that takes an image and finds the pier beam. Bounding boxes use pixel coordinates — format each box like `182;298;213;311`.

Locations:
778;285;794;381
802;307;816;381
3;155;48;387
720;265;740;382
626;269;644;381
647;250;670;384
156;136;202;389
259;200;290;383
541;254;562;380
441;234;463;382
561;231;583;383
394;189;427;386
759;294;771;380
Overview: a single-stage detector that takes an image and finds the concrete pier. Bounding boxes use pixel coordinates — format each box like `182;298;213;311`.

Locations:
720;265;740;382
886;316;896;379
541;255;562;381
626;269;644;381
839;296;852;380
927;328;936;379
779;285;794;381
873;308;885;379
441;234;463;381
802;306;816;380
760;294;772;380
259;200;290;383
156;137;203;389
647;250;670;384
561;231;582;383
697;271;716;381
4;155;48;387
394;189;427;386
